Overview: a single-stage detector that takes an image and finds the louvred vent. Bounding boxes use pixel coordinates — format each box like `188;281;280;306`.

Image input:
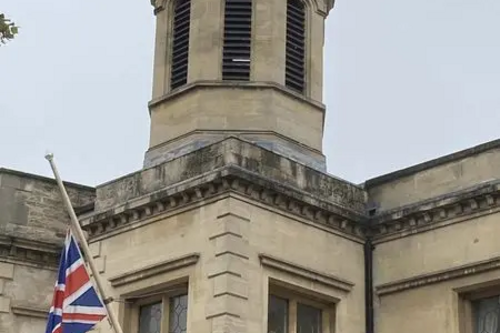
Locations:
170;0;191;90
222;0;252;81
285;0;305;93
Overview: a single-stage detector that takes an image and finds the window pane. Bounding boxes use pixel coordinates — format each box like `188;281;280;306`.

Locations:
139;302;162;333
268;295;288;333
297;303;322;333
169;294;188;333
474;296;500;333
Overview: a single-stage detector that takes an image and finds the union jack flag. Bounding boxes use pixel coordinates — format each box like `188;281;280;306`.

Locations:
45;230;107;333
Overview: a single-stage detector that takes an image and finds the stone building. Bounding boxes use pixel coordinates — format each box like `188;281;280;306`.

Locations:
1;0;500;332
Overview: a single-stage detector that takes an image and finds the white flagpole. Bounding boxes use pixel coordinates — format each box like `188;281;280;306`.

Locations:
45;153;124;333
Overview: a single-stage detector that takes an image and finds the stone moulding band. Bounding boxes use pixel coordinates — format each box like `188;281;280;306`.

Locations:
109;253;200;287
371;180;500;242
259;253;354;292
80;172;500;245
0;235;60;270
11;304;48;318
375;255;500;296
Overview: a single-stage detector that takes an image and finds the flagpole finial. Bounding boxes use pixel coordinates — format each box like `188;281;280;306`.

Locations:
45;152;54;161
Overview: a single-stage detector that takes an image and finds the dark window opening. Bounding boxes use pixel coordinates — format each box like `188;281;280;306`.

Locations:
285;0;305;93
222;0;252;81
170;0;191;90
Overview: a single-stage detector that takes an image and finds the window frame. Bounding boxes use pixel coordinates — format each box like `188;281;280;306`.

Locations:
126;287;188;333
460;286;500;333
268;285;335;333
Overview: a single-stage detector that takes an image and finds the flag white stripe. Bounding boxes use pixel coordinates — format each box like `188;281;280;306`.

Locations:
62;318;104;324
49;307;63;316
65;305;108;315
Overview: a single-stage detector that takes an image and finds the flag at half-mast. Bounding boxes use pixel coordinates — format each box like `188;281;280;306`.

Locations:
45;229;108;333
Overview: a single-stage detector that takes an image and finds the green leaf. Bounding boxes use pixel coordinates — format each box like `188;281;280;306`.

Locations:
0;12;19;45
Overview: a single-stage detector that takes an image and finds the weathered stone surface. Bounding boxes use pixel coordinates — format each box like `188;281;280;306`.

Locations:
366;139;500;211
0;263;56;333
0;263;14;280
144;131;328;172
0;168;95;242
0;296;11;313
96;138;365;214
0;169;95;333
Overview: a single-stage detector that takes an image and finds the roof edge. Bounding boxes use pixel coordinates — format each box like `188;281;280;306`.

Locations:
0;167;95;192
365;138;500;188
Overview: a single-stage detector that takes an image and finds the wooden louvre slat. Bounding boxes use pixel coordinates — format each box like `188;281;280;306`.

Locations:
285;0;305;93
222;0;252;81
170;0;191;90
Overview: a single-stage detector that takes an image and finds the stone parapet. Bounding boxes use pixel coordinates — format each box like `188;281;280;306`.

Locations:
82;168;366;242
365;139;500;211
0;168;95;240
96;138;364;211
82;138;367;241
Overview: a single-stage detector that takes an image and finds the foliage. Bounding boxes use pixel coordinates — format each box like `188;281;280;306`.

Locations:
0;13;19;45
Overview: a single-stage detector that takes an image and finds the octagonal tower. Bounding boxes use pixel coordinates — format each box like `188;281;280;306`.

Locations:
145;0;335;171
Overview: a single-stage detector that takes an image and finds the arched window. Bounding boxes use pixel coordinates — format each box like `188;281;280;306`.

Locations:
170;0;191;90
285;0;305;93
222;0;252;81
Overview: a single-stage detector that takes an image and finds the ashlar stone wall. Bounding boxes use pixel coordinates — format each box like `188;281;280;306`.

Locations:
88;195;365;333
369;141;500;333
0;168;96;333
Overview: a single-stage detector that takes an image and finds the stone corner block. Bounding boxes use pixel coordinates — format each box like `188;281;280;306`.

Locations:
0;263;14;280
0;296;11;313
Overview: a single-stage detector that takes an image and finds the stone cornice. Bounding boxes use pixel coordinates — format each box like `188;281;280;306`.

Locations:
80;166;366;240
81;170;500;243
109;253;200;287
259;254;354;292
371;181;500;242
310;0;334;16
0;235;60;270
376;255;500;296
11;304;48;318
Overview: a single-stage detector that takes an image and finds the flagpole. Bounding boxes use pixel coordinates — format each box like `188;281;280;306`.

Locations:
45;153;124;333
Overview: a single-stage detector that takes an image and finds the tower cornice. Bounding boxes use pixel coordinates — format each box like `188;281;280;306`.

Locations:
148;80;326;114
310;0;335;16
149;0;335;15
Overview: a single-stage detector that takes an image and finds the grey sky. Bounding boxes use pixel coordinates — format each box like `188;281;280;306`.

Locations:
1;0;499;186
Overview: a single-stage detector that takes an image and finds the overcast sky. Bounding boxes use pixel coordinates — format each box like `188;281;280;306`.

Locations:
1;0;499;186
